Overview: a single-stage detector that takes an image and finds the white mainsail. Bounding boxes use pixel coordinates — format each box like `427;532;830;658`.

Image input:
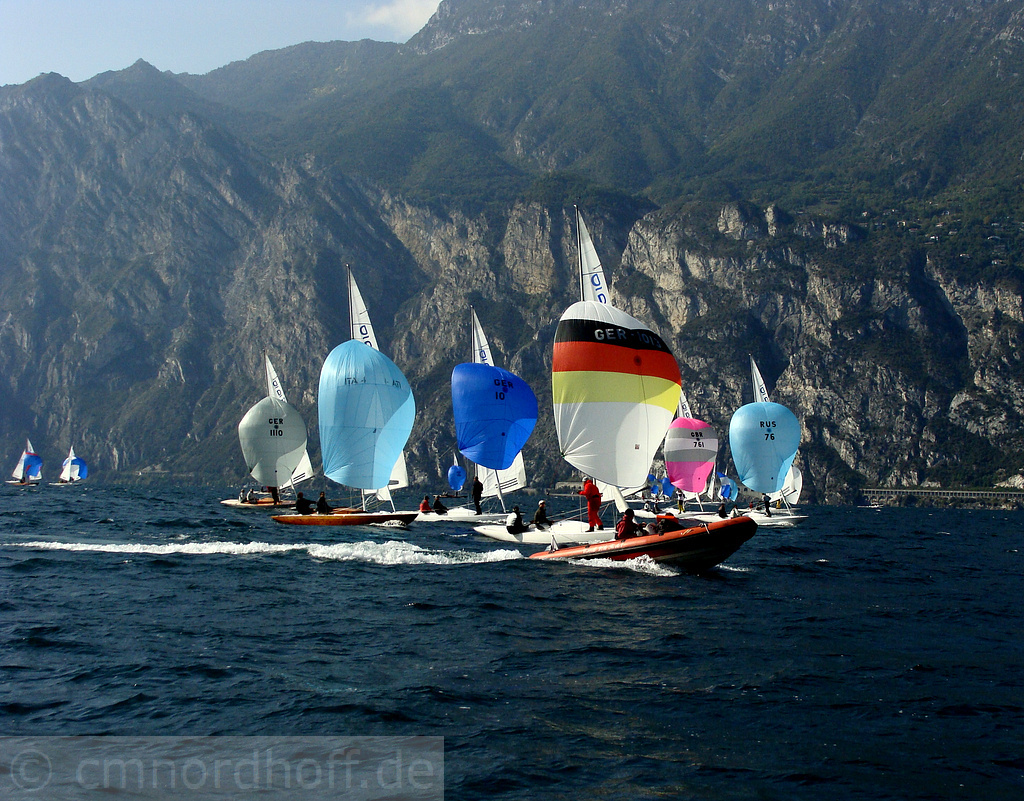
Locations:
576;206;610;304
750;355;771;404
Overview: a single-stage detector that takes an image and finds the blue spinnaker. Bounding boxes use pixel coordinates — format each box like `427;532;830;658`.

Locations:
448;464;467;492
451;363;538;471
318;340;415;490
728;402;801;494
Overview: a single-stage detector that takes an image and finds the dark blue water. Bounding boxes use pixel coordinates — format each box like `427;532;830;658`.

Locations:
2;485;1022;799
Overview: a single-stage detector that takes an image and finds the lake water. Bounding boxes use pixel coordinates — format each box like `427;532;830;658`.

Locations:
1;485;1022;799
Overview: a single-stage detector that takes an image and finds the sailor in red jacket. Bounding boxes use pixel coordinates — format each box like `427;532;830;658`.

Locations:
579;478;604;532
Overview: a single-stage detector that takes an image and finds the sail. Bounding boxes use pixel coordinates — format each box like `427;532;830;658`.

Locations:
318;339;415;490
678;390;694;420
470;308;494;366
480;454;527;497
728;402;801;494
552;300;681;488
262;352;313;487
59;446;88;482
452;363;538;471
348;267;379;349
238;397;308;487
716;473;738;500
576;207;609;304
12;439;42;482
664;417;718;494
769;464;803;504
264;353;287;402
448;454;467;492
750;356;771;404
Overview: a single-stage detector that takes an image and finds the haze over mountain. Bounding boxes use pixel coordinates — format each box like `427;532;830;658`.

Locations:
2;0;1023;501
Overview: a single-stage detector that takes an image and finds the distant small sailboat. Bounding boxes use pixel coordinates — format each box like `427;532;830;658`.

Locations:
8;439;42;485
52;445;87;484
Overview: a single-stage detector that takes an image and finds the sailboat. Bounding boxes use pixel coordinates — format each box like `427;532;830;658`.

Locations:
730;356;806;525
424;309;536;527
727;357;804;525
51;445;87;484
8;439;42;485
223;353;312;508
274;268;417;526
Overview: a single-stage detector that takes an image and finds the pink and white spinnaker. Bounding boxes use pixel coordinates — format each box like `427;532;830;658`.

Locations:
664;417;718;494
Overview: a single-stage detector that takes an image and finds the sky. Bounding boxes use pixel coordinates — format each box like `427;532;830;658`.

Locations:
0;0;443;87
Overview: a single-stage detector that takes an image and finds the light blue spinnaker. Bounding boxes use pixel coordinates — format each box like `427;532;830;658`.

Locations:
451;362;538;471
318;339;415;490
728;402;801;494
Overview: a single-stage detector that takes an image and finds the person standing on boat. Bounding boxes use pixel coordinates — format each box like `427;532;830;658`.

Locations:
269;486;280;504
472;476;483;514
315;492;331;514
761;493;772;518
294;492;315;515
615;508;643;540
532;500;552;531
580;478;603;532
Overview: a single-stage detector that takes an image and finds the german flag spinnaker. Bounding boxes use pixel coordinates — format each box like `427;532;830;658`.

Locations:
552;301;682;488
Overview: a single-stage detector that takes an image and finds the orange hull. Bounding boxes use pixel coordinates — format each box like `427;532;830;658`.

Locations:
530;515;757;572
272;508;419;526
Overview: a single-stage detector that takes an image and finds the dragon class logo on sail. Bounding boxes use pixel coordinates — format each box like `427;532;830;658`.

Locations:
354;323;374;348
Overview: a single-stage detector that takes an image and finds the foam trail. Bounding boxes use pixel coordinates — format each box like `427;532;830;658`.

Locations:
567;554;680;577
12;540;524;566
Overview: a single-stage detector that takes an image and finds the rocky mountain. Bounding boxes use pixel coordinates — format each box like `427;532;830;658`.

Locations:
1;0;1024;502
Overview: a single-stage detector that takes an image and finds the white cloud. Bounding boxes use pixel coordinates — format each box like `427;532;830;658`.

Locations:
362;0;441;39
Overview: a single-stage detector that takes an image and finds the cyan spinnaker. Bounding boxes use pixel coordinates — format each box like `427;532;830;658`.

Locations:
452;363;538;471
728;402;801;494
717;473;738;500
318;339;415;490
665;417;718;494
552;301;681;488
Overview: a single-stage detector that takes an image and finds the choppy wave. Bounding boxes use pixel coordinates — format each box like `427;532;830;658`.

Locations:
11;539;524;566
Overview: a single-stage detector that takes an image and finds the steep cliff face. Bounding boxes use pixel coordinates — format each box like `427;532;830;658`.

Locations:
2;71;1022;501
360;195;1023;503
0;76;426;478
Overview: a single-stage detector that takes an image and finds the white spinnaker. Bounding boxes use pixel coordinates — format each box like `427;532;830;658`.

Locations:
238;397;307;487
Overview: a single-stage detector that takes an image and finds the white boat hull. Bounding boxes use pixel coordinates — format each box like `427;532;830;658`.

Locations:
416;505;509;524
473;519;610;545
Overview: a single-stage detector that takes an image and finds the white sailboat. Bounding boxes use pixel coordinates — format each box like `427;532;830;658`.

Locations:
52;445;87;484
8;439;42;485
224;352;311;508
